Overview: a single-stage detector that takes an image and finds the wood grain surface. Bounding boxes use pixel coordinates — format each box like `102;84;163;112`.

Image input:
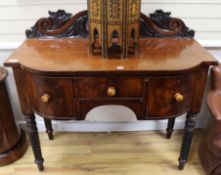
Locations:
4;38;217;75
0;130;205;175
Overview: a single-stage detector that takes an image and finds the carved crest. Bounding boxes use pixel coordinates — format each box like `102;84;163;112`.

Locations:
140;10;195;38
26;9;194;39
26;10;88;38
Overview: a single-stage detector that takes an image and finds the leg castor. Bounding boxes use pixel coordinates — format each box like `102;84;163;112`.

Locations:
178;159;186;170
36;160;44;171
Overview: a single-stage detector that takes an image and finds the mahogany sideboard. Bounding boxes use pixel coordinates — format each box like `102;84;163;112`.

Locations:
4;37;217;170
3;10;218;171
0;67;27;166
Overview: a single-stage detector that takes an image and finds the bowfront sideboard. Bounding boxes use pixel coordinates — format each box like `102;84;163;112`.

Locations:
4;10;218;171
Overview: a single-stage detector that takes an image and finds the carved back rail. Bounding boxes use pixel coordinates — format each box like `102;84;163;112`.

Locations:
26;9;194;39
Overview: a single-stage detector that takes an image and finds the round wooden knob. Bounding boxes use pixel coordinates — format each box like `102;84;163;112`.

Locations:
174;93;184;102
41;94;50;104
107;87;116;97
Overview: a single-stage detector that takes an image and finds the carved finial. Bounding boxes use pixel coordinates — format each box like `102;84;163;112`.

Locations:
47;10;72;29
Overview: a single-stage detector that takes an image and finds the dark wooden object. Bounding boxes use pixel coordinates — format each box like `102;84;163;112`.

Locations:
4;37;217;171
4;9;216;171
26;9;194;39
0;67;27;166
44;118;53;140
166;118;176;139
26;114;44;170
25;9;195;141
199;65;221;175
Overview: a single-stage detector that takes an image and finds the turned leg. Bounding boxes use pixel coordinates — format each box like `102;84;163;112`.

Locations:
166;118;176;139
26;114;44;171
178;113;196;170
44;118;53;140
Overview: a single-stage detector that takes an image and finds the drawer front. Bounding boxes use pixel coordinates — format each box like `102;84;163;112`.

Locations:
28;74;75;118
147;75;194;118
78;77;144;98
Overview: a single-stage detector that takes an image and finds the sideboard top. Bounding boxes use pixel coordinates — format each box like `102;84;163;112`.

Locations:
4;38;217;75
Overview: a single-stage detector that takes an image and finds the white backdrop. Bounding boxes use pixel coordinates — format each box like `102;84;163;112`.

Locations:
1;0;221;43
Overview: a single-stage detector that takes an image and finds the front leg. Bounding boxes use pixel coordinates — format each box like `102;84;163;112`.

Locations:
44;118;53;140
26;113;44;171
166;118;176;139
178;113;196;170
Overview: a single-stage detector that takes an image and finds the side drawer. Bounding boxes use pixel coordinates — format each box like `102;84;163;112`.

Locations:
147;75;194;118
77;77;144;98
27;74;75;118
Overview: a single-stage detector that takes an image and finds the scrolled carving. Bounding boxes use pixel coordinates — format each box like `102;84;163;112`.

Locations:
47;10;72;29
26;10;88;38
168;18;183;31
150;10;176;29
26;9;194;39
140;10;195;38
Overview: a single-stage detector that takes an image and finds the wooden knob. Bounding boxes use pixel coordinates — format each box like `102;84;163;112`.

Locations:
174;93;184;102
41;94;50;104
107;87;116;97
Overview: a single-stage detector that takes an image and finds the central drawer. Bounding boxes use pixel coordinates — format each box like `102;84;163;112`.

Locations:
77;77;144;98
